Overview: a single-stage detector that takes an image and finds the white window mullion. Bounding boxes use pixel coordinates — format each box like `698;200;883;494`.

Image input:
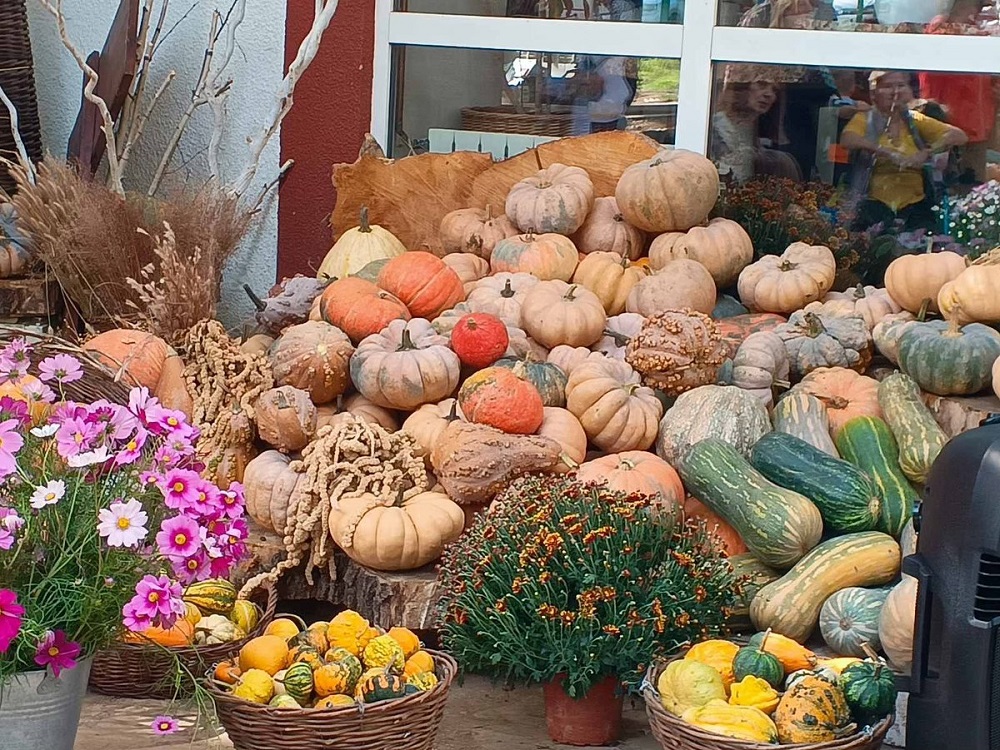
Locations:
674;0;718;153
370;0;395;150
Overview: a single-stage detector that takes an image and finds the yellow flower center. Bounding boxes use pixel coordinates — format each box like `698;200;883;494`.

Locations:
48;647;60;657
45;493;55;501
197;492;206;503
186;560;198;570
74;432;84;444
172;482;185;493
116;517;131;530
148;592;159;603
167;417;178;427
127;440;137;451
174;533;187;546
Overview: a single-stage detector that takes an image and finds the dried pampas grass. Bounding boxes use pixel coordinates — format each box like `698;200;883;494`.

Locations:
7;159;251;331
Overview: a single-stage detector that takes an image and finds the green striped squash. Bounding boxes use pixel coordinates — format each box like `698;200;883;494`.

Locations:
750;532;901;643
772;392;839;457
749;432;881;534
728;553;781;632
281;662;315;705
877;372;948;484
835;416;918;538
818;587;890;657
677;438;823;569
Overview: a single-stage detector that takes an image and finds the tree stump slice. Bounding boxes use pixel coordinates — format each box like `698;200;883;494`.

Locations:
922;392;1000;438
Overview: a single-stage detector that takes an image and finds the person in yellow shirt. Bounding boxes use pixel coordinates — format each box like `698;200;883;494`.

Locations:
841;70;967;231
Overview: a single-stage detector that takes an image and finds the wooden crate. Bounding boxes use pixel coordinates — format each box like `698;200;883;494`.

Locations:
0;275;63;323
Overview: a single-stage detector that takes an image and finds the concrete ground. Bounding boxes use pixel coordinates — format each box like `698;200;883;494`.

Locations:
76;675;661;750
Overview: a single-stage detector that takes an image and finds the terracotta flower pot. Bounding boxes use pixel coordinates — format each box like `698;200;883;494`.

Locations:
543;673;624;746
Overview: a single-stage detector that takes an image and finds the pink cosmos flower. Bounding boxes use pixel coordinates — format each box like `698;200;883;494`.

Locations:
19;378;56;405
151;716;179;736
0;588;24;652
125;575;185;629
121;599;153;632
38;354;84;384
153;444;183;469
219;483;246;519
127;387;156;421
0;396;29;426
159;468;201;510
55;417;98;459
97;498;148;548
0;356;28;383
156;514;201;558
87;401;136;442
114;427;148;466
174;550;212;584
0;418;23;479
34;630;81;677
29;479;66;510
0;508;24;551
1;338;31;367
186;480;223;519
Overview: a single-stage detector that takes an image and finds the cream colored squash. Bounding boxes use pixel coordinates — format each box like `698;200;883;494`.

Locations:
737;243;836;314
520;280;607;349
565;357;662;452
804;285;903;330
317;206;405;280
884;249;966;315
649;218;754;288
626;258;716;316
571;251;650;315
570;196;646;259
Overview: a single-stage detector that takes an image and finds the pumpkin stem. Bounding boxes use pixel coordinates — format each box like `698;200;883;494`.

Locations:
760;628;771;651
861;642;880;662
485;204;494;222
500;279;516;298
398;328;417;351
925;234;934;254
358;206;372;233
945;315;962;337
779;260;797;272
524;229;537;241
618;457;636;471
917;298;930;322
445;400;461;422
559;453;579;470
565;285;578;301
393;485;406;507
613;212;625;223
853;283;866;300
243;284;267;312
603;328;632;347
533;148;544;172
773;379;791;390
803;311;827;338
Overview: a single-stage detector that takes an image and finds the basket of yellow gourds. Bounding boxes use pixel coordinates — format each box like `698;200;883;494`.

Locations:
643;632;895;750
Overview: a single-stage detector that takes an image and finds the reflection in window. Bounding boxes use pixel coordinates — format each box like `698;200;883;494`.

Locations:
718;0;999;35
393;46;678;157
400;0;680;23
709;63;999;284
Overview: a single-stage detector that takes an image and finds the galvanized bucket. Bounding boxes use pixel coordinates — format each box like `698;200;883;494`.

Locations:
0;658;92;750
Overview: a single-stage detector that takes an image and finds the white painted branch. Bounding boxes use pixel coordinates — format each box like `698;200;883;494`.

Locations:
121;0;170;159
36;0;125;196
228;0;339;198
0;83;34;184
120;70;176;171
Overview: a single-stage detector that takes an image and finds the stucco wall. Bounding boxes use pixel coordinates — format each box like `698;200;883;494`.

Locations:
26;0;285;328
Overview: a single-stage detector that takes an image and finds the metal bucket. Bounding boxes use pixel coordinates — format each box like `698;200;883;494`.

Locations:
0;658;92;750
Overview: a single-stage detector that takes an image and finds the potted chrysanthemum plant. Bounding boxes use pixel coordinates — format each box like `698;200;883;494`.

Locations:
0;337;248;749
437;475;742;747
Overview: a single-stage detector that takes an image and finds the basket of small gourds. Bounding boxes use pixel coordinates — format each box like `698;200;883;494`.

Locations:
89;579;277;698
206;609;457;750
643;631;895;750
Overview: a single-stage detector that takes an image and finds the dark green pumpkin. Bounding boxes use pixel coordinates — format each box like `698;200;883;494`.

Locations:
733;643;784;689
360;673;407;703
839;660;897;723
897;320;1000;396
495;356;567;407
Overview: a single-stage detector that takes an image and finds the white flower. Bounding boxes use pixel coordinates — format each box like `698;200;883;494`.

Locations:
30;424;58;438
97;498;148;548
29;480;66;510
67;446;111;468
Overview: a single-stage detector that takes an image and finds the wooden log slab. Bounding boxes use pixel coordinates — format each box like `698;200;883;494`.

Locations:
922;392;1000;438
241;522;442;630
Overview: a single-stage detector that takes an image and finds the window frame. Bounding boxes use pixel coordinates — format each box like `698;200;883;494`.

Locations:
372;0;1000;155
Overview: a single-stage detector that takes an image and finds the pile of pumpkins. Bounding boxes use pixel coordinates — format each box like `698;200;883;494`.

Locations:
658;631;897;744
123;579;259;647
215;610;439;709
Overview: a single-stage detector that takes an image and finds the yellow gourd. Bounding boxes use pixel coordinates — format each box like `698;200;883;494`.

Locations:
317;206;406;280
230;600;259;633
315;694;357;709
362;634;405;672
684;640;739;691
182;601;202;626
265;618;301;641
728;675;780;715
239;635;290;676
774;676;856;744
232;668;275;704
404;650;435;677
657;659;727;716
818;656;863;675
681;699;779;743
326;610;379;657
387;626;421;659
406;671;439;691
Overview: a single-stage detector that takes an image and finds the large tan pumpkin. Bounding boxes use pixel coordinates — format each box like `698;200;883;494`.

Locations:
317;206;406;280
649;218;754;288
565;357;662;452
575;451;683;512
268;321;354;405
737;242;836;314
884;249;965;315
937;253;1000;324
614;149;720;233
255;386;317;453
439;205;517;259
83;329;170;390
243;450;307;534
570;196;646;260
804;284;902;330
571;251;650;316
505;163;595;235
401;398;463;464
536;406;587;468
520;280;607;349
879;576;917;675
490;232;579;281
350;319;460;410
329;488;465;571
625;259;716;316
442;252;491;296
547;344;604;376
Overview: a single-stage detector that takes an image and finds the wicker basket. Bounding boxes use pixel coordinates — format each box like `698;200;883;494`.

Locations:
207;649;458;750
0;0;43;195
88;582;277;699
461;105;587;137
643;658;893;750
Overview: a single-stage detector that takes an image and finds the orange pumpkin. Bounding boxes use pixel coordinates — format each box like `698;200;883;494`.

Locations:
319;276;410;343
458;366;544;435
124;620;195;647
83;329;170;390
377;252;465;319
576;451;683;512
490;232;579;281
215;660;242;685
683;496;748;557
792;367;882;438
268;322;354;405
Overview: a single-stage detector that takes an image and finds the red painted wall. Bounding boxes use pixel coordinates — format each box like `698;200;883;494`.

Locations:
278;0;376;278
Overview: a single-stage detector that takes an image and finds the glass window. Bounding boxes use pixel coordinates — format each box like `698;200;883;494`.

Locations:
399;0;681;24
392;45;679;156
708;62;997;284
717;0;995;35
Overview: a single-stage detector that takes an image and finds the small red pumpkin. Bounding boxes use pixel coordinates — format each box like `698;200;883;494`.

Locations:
451;313;510;369
319;277;410;343
377;251;466;319
458;366;544;435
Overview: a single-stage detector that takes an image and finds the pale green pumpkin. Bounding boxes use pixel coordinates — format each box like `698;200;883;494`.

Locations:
897;319;1000;396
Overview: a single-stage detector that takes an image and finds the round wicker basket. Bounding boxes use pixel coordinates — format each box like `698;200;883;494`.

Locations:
643;658;893;750
88;582;277;699
207;649;458;750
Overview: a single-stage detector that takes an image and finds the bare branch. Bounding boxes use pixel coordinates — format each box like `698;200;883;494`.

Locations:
36;0;125;195
0;83;34;184
120;70;176;171
250;158;293;214
117;0;156;157
120;0;170;157
228;0;339;197
154;0;198;54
